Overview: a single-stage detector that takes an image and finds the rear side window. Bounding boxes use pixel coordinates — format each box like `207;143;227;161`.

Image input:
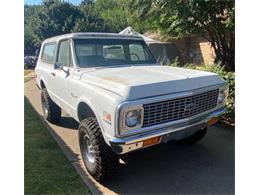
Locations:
41;43;57;64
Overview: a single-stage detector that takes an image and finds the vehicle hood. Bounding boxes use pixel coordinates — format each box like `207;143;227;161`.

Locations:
79;65;224;100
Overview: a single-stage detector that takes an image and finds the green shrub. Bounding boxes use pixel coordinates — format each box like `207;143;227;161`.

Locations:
24;63;30;69
171;63;235;124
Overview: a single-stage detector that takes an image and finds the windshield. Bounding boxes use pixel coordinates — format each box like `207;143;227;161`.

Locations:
74;38;156;67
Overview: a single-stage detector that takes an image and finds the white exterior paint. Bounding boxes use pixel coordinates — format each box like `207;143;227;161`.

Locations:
79;65;223;100
35;33;226;146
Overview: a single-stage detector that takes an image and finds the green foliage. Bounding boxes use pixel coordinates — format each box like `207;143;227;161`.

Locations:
24;0;131;54
24;5;42;54
80;0;95;6
24;25;36;55
172;63;235;123
31;0;82;47
201;65;235;122
24;0;235;72
94;0;129;32
170;57;181;67
72;17;105;32
72;2;107;32
128;0;235;71
125;0;159;33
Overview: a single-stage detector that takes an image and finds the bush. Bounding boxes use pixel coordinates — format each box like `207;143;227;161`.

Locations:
171;63;235;124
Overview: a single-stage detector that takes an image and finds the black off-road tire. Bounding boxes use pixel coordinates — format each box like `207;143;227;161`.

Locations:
78;117;119;181
41;88;61;123
179;127;207;144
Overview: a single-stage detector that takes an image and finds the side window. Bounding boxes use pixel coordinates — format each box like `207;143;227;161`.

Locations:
57;40;71;67
129;43;147;61
41;43;57;64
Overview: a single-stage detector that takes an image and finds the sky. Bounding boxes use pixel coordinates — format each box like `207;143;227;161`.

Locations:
24;0;82;5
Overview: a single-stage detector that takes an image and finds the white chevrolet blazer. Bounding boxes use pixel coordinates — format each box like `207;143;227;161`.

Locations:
35;32;228;181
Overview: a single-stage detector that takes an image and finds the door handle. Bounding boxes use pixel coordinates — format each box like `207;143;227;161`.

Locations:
50;72;56;76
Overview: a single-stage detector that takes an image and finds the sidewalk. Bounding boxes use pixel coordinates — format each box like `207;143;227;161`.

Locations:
25;71;35;78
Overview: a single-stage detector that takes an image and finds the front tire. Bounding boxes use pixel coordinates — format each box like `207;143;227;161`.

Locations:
78;117;119;181
41;88;61;123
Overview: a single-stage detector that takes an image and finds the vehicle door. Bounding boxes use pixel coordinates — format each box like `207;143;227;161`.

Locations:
52;39;73;115
36;42;58;99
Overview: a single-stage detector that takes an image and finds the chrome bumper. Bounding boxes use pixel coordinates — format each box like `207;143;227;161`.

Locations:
110;108;225;154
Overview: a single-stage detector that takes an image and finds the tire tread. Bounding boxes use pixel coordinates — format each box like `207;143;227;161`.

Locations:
41;88;61;123
79;117;119;181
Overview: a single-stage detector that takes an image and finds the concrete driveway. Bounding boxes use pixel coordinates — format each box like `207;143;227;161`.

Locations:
24;79;234;195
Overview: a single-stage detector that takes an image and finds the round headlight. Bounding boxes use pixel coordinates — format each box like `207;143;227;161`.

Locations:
218;89;227;104
125;110;141;127
218;92;225;104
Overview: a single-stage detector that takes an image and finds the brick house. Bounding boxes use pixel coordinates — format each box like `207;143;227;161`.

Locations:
144;32;216;65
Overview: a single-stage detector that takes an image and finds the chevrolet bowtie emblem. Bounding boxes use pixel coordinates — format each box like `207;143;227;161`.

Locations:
184;103;196;111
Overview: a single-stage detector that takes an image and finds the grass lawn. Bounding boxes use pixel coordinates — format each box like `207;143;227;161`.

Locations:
24;69;33;76
24;98;90;194
24;77;34;83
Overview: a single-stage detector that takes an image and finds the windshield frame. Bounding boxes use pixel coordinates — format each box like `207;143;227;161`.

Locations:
72;38;157;68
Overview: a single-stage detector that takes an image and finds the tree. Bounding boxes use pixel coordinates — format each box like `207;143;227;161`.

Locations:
72;1;107;32
24;0;115;53
124;0;157;33
24;25;36;55
128;0;235;71
94;0;129;32
24;5;42;54
80;0;94;6
72;17;106;32
31;0;82;47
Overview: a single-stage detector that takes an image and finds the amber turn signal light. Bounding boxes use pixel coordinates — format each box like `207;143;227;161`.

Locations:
207;117;219;126
143;136;161;147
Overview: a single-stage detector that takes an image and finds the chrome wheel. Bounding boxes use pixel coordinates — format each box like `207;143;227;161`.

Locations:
82;134;95;166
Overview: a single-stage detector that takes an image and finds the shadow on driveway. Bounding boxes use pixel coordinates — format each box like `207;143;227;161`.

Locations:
103;128;234;194
57;116;79;130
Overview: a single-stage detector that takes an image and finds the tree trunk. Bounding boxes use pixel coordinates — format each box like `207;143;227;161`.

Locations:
208;32;235;72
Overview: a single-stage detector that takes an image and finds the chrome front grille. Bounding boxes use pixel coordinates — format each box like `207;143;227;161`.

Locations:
143;89;219;127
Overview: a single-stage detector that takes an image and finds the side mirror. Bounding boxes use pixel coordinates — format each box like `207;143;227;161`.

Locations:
54;62;63;70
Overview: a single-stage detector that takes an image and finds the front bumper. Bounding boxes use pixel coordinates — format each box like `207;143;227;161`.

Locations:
110;108;225;154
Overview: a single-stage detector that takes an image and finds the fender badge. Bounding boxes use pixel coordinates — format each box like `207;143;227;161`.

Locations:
103;111;112;125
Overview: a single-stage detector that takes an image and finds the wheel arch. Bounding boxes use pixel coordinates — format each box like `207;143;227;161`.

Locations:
40;79;46;89
77;101;97;122
76;99;107;139
38;76;47;90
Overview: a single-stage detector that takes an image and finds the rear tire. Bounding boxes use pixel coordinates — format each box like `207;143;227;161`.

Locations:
41;88;61;123
179;127;207;144
78;117;119;181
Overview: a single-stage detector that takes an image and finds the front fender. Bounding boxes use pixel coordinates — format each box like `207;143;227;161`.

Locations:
74;94;122;145
69;77;125;145
76;97;104;131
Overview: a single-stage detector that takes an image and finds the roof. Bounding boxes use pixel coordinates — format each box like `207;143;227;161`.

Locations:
43;32;144;43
